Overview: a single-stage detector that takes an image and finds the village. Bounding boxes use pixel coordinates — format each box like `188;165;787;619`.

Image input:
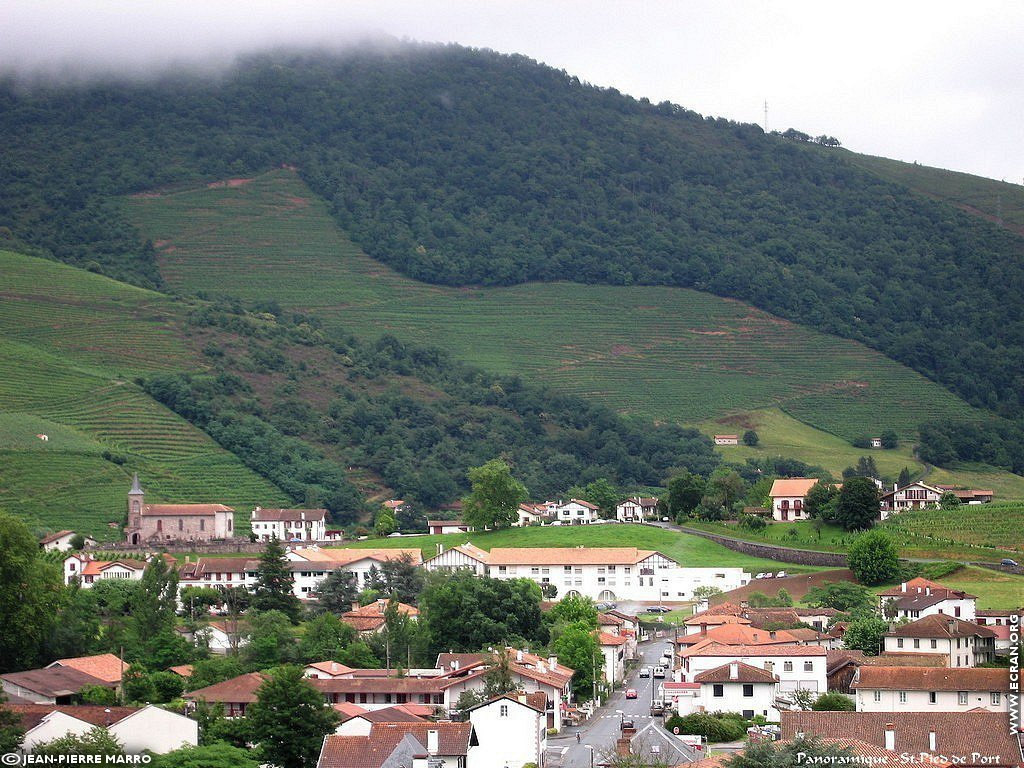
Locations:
3;470;1020;768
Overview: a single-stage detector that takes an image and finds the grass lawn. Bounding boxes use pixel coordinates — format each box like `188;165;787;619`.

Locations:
685;518;1017;562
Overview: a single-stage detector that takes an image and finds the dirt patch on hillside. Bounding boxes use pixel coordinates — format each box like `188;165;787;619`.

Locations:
207;178;254;189
712;568;857;605
610;344;636;356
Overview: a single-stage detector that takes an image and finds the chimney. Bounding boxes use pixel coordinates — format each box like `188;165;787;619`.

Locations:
621;725;637;738
769;631;777;640
616;736;631;757
437;543;444;556
517;650;524;662
351;601;360;613
884;723;895;752
427;729;439;755
925;587;931;596
753;632;759;642
928;731;937;751
700;622;707;636
549;656;558;670
901;582;907;593
947;620;956;634
729;662;739;680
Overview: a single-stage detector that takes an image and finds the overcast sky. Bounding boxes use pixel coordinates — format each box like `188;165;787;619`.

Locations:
4;1;1021;184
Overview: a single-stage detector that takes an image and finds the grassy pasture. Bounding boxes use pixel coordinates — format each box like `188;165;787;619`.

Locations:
125;169;977;441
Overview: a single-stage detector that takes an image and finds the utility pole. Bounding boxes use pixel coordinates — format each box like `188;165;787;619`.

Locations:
764;100;769;133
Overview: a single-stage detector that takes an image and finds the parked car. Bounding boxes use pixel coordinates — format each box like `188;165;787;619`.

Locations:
1001;558;1019;567
653;666;666;678
639;666;651;678
625;688;638;699
650;702;665;716
646;605;671;613
776;571;787;578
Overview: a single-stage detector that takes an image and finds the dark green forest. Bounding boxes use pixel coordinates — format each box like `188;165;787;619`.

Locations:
2;42;1023;423
143;302;719;522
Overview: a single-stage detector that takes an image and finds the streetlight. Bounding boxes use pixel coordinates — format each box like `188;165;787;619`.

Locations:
616;709;623;730
584;744;595;768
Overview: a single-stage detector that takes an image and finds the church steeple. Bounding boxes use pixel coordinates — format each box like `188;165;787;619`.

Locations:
129;473;143;495
127;473;145;532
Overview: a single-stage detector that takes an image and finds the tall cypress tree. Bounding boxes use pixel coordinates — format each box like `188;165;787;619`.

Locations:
252;538;301;622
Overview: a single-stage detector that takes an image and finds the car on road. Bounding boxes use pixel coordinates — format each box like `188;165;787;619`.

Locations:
645;605;671;613
595;601;618;610
1001;558;1019;567
625;688;638;699
639;666;651;678
653;666;666;678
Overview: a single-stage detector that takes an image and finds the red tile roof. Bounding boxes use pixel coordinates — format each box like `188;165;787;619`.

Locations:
486;547;667;565
685;643;826;658
318;722;474;768
852;666;1013;692
39;530;75;545
48;653;126;684
598;632;627;646
289;548;423;566
142;503;233;516
306;661;355;677
251;508;326;522
693;661;778;684
1;667;113;698
184;672;267;703
769;478;819;497
2;704;139;731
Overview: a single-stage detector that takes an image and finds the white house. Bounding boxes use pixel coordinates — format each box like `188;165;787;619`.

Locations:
250;508;326;542
714;435;739;446
422;542;489;576
285;547;424;597
877;578;976;622
769;478;820;522
427;520;471;535
40;531;95;552
693;661;780;720
515;503;550;527
615;497;659;523
882;615;996;668
466;693;547;768
555;499;600;525
680;643;827;696
10;704;197;754
598;632;627;687
878;482;943;520
851;667;1011;713
62;553;146;587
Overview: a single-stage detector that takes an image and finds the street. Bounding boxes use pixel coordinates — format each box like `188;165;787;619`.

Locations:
547;635;676;767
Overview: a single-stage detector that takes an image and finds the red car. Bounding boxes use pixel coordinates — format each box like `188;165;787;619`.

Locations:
625;688;638;699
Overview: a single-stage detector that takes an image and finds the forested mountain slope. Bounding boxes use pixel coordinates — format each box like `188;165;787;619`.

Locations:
1;43;1023;419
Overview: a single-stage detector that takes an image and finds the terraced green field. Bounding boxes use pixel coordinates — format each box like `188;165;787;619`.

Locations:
0;250;291;538
881;503;1024;554
125;170;978;439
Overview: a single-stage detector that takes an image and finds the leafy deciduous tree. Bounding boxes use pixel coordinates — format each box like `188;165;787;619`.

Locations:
247;666;340;768
462;459;528;530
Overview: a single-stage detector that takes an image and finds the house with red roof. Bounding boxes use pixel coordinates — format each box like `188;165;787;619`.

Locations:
851;666;1012;713
341;599;420;636
250;507;326;542
693;661;781;720
466;693;548;768
555;498;600;525
769;478;820;521
62;552;146;587
318;721;477;768
878;577;977;621
883;614;997;667
680;643;827;698
615;496;659;523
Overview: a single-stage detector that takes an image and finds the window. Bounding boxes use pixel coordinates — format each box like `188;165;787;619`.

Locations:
500;704;509;717
200;519;205;531
930;639;937;649
742;684;754;697
783;661;793;672
498;566;507;573
531;567;539;575
178;519;183;531
898;691;907;704
913;639;920;649
564;566;572;572
954;606;961;617
897;638;904;648
992;692;1001;705
958;691;968;705
742;709;754;719
803;662;813;672
873;690;881;702
712;684;724;698
928;692;937;704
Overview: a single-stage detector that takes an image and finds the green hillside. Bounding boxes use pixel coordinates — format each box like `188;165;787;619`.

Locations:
125;169;978;441
0;250;291;538
4;46;1024;424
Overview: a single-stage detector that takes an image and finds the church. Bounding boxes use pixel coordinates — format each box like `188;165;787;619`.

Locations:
124;474;235;544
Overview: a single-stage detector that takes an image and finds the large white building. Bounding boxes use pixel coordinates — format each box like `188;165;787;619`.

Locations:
851;667;1011;713
424;545;748;602
555;499;600;524
882;615;996;668
250;508;327;542
679;643;827;697
877;577;976;622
